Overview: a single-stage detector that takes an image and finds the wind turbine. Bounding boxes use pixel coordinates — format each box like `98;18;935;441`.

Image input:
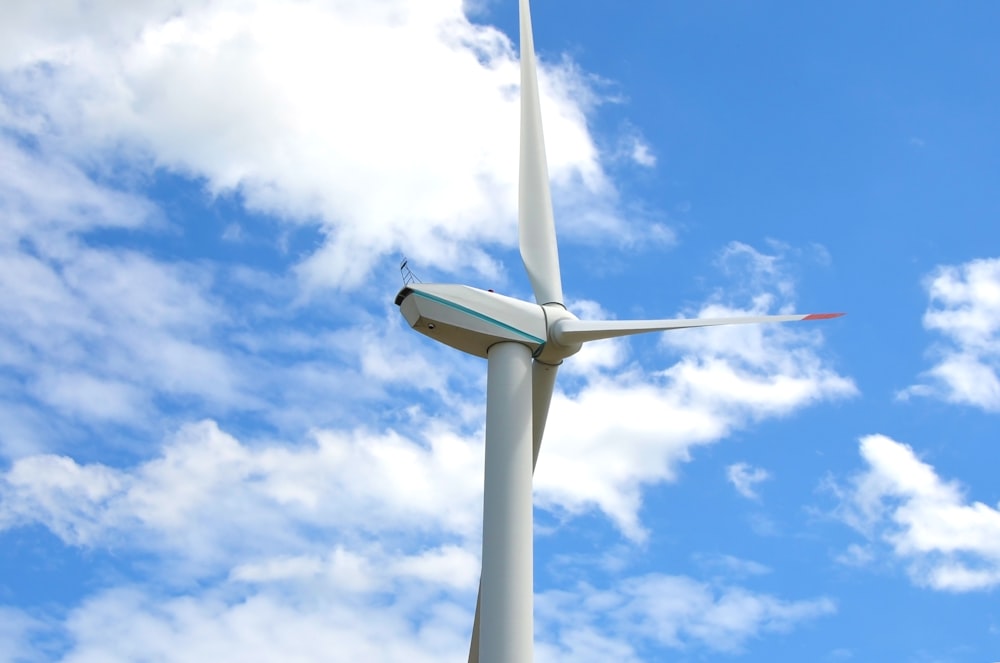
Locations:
394;1;843;661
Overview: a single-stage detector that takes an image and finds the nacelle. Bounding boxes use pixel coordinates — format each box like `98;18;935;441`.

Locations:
395;284;548;359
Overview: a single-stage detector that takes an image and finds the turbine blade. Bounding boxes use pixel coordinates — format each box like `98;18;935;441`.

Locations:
468;360;558;663
531;360;558;467
553;312;845;344
519;0;563;306
468;590;481;663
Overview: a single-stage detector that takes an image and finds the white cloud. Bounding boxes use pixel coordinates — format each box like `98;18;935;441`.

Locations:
537;575;835;655
0;226;247;435
535;377;728;539
0;606;43;663
0;420;486;574
0;139;486;452
834;543;875;568
614;130;656;168
0;417;840;661
228;544;481;594
0;0;676;457
715;241;796;301
230;554;326;584
727;462;772;500
29;371;150;424
630;139;657;167
390;544;481;590
0;570;835;663
0;138;155;241
900;257;1000;411
0;0;652;292
832;434;1000;591
50;585;472;663
694;553;772;578
0;141;258;446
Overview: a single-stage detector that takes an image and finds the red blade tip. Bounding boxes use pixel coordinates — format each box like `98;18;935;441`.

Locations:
802;312;846;321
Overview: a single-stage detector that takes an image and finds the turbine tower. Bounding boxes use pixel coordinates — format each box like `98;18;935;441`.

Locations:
394;2;843;661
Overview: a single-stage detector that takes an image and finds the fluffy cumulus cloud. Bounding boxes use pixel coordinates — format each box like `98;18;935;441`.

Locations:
832;434;1000;591
0;420;485;567
0;0;667;455
900;257;1000;410
0;0;662;293
0;419;839;660
0;571;834;662
37;585;474;663
0;420;482;660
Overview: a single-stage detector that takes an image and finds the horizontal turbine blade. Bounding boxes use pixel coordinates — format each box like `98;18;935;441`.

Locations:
553;312;845;345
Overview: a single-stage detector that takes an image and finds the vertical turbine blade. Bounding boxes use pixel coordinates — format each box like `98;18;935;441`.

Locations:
531;361;558;467
519;0;564;306
468;592;481;663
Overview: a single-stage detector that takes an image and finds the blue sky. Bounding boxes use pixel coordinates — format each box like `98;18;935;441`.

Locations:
1;0;999;661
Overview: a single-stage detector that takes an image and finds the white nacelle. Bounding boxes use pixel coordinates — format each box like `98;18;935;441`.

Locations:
396;284;545;358
395;284;580;363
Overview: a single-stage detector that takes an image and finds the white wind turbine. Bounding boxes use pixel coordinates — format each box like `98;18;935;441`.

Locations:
394;1;843;661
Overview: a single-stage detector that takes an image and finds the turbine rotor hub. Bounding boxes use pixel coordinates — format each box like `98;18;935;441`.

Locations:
534;303;581;364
